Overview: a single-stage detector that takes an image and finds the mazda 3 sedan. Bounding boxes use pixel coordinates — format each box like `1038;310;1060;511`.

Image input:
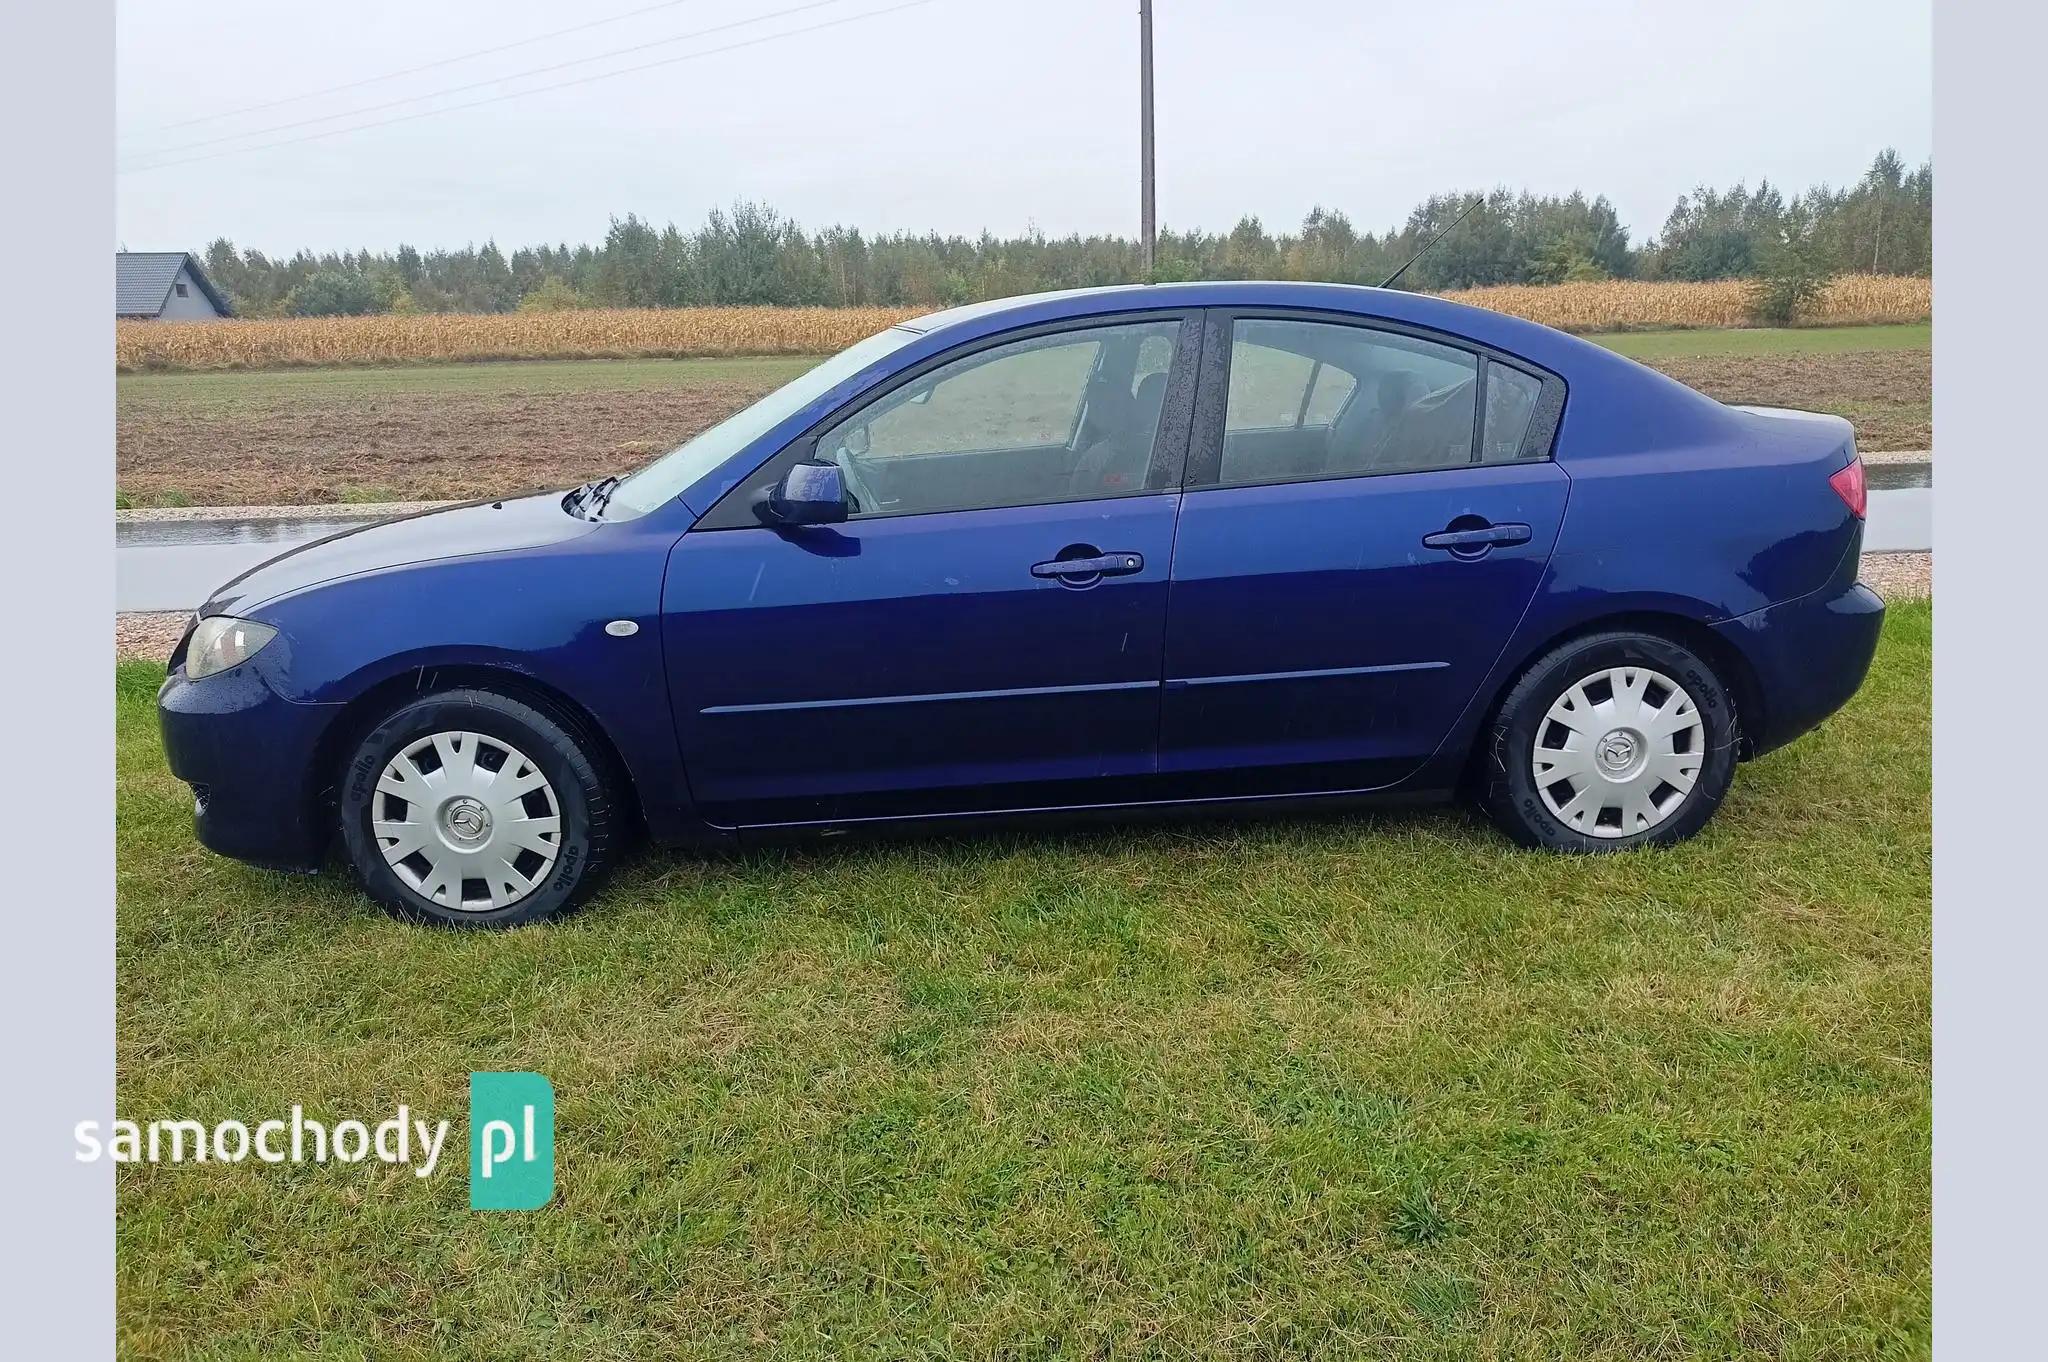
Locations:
160;282;1883;925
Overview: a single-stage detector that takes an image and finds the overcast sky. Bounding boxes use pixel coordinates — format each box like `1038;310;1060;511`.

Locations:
115;0;1931;256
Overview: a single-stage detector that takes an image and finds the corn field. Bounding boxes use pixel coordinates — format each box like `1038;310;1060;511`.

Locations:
116;305;923;373
115;277;1930;373
1443;274;1930;332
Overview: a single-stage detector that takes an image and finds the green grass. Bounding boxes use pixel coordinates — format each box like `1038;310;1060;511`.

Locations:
116;605;1930;1358
1592;323;1930;360
114;324;1932;408
117;354;823;406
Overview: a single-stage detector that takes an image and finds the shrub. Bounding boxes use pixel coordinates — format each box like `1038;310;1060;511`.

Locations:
1747;242;1833;327
516;276;585;312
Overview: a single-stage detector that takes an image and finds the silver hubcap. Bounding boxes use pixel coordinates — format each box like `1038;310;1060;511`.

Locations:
373;731;562;911
1533;665;1705;838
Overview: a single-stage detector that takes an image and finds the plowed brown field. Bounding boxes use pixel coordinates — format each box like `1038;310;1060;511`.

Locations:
116;341;1930;508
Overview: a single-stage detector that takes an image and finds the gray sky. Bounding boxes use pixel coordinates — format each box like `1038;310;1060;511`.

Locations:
116;0;1931;255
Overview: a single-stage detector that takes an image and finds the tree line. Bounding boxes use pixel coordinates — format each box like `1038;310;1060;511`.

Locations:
194;149;1929;318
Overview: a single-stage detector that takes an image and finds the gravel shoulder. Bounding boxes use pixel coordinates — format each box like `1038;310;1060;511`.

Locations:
115;613;191;661
117;499;459;524
1857;551;1933;601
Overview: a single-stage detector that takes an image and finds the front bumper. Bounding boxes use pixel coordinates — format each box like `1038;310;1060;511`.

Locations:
1713;576;1886;758
158;664;342;872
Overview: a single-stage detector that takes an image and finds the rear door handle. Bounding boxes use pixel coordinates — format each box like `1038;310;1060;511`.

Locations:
1030;551;1144;579
1422;523;1531;551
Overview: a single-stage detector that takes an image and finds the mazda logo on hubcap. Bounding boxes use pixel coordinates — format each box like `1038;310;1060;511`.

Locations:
443;797;491;843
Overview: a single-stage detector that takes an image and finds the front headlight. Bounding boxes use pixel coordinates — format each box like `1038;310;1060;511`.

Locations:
184;615;278;679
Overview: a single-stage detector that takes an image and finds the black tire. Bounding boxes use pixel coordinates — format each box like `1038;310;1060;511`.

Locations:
337;688;623;927
1477;630;1739;852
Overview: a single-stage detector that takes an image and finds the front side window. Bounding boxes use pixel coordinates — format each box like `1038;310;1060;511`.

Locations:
1218;318;1486;486
817;319;1182;517
607;325;921;517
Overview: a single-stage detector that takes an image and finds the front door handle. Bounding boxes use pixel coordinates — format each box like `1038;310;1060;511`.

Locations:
1422;522;1531;552
1030;551;1144;580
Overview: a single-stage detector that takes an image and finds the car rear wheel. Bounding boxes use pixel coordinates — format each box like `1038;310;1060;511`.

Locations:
1478;631;1739;851
337;688;622;926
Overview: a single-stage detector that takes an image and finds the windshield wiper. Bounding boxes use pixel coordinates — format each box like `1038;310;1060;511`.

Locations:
565;475;620;519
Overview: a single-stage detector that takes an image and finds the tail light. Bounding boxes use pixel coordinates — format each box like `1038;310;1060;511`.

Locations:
1828;456;1867;519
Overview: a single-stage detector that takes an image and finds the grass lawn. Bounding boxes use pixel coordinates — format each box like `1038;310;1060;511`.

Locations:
115;603;1931;1358
116;354;822;407
1593;323;1931;360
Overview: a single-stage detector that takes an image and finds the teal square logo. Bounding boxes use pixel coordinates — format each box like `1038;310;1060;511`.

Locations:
469;1072;554;1211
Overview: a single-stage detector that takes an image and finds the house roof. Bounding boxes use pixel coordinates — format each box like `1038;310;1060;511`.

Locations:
115;252;232;318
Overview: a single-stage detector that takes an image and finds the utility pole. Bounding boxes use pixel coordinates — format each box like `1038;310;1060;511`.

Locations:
1139;0;1155;278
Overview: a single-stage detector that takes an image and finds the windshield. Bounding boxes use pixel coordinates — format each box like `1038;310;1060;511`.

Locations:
604;326;922;517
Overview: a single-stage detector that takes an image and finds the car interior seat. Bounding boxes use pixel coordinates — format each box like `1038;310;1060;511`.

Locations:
1066;370;1169;496
1328;369;1425;474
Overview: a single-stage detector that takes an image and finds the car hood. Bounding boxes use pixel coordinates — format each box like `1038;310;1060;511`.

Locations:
203;491;599;616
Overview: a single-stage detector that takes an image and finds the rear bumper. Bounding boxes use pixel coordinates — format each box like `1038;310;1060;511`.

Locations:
1713;577;1885;758
158;665;341;872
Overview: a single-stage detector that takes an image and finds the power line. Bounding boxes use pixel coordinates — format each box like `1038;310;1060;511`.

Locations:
142;0;710;134
121;0;851;162
118;0;937;176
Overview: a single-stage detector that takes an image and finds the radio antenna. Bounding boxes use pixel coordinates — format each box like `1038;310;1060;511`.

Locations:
1378;195;1484;289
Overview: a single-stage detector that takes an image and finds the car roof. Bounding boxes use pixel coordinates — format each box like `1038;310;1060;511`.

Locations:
903;281;1587;371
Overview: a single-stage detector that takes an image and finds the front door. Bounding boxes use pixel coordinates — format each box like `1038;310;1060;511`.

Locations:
1159;312;1570;795
664;315;1197;827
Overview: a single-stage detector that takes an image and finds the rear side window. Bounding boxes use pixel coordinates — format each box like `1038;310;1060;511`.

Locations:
1218;318;1480;486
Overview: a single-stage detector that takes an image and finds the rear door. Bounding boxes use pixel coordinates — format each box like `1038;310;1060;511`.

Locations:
664;314;1198;827
1159;311;1569;795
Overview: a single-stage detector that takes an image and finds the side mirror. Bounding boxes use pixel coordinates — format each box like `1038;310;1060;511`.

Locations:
758;459;847;526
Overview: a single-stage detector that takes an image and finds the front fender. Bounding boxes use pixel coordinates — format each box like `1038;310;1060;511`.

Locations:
242;521;713;848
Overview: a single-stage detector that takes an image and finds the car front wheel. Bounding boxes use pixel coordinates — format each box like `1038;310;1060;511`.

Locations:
337;688;623;926
1479;631;1739;851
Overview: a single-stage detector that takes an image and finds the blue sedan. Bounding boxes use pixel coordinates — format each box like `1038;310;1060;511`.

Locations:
159;282;1883;925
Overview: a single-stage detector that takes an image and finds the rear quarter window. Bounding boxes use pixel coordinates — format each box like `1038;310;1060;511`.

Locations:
1483;363;1545;460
